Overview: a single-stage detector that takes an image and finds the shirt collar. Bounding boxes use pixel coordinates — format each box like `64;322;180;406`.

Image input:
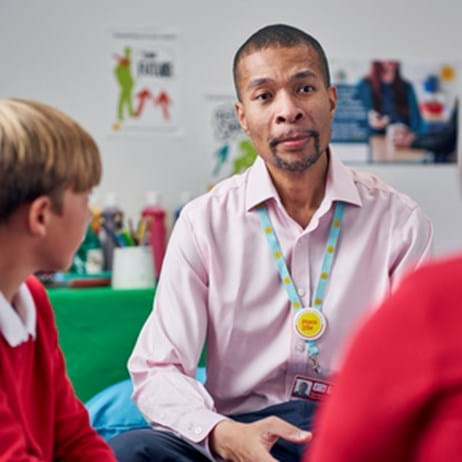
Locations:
0;283;37;347
245;156;281;211
324;148;362;208
245;147;362;212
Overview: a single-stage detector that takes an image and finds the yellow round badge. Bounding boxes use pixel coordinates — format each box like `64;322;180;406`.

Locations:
293;308;327;341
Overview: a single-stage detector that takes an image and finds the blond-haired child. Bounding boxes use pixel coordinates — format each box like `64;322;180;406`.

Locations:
0;99;116;461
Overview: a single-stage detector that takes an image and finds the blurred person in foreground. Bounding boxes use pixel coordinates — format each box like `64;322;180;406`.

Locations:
0;99;116;461
306;168;462;462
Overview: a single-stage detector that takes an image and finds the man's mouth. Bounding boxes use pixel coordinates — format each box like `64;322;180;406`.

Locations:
270;130;319;150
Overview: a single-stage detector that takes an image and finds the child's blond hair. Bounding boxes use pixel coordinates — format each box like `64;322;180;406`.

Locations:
0;99;101;221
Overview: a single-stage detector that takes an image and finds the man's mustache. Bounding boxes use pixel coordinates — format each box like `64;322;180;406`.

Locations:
269;130;320;149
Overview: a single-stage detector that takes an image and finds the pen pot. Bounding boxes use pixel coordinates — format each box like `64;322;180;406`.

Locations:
111;246;155;289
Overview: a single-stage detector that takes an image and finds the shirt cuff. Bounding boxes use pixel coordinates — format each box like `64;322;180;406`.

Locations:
174;408;228;443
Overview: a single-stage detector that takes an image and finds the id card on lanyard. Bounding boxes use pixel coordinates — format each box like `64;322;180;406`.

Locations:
256;201;345;375
290;375;333;402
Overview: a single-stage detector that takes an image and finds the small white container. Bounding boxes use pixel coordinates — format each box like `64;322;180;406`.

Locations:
111;246;155;289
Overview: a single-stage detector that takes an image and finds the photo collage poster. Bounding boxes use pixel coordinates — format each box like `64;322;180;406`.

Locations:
331;59;458;164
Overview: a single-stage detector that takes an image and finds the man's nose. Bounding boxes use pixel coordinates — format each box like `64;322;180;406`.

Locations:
275;92;303;124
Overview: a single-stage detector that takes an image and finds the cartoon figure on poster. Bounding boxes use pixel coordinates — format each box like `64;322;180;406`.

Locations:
114;47;136;123
210;102;257;186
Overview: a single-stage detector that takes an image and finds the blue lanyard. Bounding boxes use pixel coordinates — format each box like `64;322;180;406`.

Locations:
256;201;345;369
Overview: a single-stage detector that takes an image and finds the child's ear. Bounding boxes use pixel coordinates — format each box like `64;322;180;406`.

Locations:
28;196;53;237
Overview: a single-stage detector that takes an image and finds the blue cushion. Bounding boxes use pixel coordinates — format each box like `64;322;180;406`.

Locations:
86;367;207;440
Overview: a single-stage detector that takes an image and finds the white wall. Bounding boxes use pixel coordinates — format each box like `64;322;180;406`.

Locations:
1;0;461;255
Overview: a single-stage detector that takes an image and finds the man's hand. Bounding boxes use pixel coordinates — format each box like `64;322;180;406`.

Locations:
209;417;311;462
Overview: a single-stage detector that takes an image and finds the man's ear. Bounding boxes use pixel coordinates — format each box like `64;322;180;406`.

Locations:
28;196;54;237
235;101;250;136
327;86;337;117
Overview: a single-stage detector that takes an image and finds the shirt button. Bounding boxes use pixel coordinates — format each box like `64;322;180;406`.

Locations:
297;288;305;297
296;342;306;353
194;427;202;435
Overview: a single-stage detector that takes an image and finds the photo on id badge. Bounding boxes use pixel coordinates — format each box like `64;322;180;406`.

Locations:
291;378;313;399
291;375;332;401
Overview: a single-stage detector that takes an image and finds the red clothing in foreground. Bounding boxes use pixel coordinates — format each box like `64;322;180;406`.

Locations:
0;276;115;461
307;255;462;462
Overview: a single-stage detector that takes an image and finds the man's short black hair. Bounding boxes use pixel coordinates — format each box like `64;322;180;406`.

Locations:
233;24;331;100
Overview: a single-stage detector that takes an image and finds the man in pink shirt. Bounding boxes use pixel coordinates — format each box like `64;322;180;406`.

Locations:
110;24;432;462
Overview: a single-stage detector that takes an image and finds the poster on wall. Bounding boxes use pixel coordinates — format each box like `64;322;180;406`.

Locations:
207;95;257;188
110;28;180;133
331;59;458;164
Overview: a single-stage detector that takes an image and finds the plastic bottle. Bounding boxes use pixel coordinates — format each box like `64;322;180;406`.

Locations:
141;192;167;280
90;207;102;235
101;193;124;271
71;226;104;274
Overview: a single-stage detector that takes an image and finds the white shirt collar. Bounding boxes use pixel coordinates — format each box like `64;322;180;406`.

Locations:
0;283;37;347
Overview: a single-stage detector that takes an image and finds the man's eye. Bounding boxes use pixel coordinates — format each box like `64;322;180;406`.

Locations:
299;85;315;93
256;92;271;101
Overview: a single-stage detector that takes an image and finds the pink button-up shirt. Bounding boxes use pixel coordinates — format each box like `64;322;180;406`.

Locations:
129;152;433;444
